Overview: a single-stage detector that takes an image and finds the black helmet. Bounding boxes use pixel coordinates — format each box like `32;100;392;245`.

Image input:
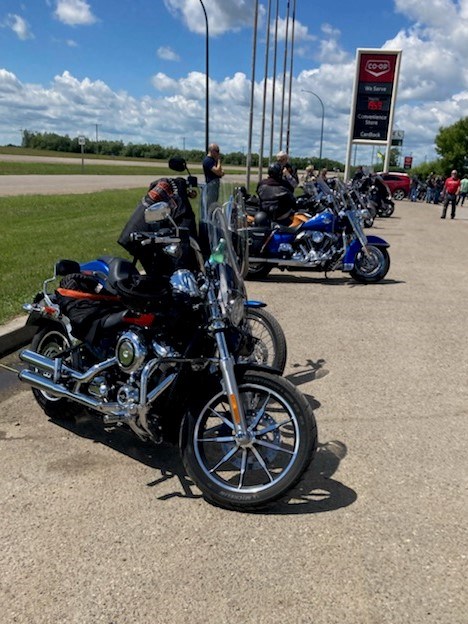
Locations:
268;162;283;181
254;211;270;227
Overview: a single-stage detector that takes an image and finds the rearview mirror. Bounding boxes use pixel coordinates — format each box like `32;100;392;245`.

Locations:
144;201;172;223
168;157;187;172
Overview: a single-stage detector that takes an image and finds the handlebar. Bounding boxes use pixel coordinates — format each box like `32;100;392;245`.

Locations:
129;231;181;246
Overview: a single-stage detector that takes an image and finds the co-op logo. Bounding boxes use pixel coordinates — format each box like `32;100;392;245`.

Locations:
365;59;391;78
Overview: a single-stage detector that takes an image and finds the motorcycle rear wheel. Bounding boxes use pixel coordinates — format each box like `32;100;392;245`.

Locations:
30;324;82;420
350;246;390;284
181;371;317;511
245;307;287;373
246;262;272;280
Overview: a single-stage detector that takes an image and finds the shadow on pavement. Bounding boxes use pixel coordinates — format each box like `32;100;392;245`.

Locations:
252;273;404;286
50;411;356;515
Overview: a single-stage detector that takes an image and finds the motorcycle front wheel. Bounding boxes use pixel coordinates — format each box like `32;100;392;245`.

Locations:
245;307;287;374
350;245;390;284
181;371;317;511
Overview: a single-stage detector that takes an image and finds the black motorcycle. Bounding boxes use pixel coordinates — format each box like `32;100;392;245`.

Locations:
18;183;317;511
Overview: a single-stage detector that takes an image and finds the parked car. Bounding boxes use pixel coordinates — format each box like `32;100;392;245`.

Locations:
377;172;411;200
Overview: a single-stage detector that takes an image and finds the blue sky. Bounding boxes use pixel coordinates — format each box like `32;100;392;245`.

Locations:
1;1;468;165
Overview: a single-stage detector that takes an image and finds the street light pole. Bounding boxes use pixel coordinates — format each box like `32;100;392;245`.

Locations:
199;0;209;153
301;89;325;167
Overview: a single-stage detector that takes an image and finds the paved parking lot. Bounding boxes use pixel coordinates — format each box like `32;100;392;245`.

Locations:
1;199;467;623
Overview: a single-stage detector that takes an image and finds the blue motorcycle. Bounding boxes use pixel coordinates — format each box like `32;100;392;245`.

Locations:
247;178;390;284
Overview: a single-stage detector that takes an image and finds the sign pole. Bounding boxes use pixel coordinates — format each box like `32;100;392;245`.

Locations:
78;135;86;173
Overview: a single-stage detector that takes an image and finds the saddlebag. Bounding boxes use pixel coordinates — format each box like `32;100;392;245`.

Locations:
249;228;270;256
55;273;122;341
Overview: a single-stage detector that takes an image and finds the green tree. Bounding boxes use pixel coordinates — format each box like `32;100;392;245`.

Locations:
435;116;468;173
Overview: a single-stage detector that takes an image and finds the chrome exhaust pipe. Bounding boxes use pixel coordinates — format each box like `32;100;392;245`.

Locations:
18;369;124;416
19;349;118;383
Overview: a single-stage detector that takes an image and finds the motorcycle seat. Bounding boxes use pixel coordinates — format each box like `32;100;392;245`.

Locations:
103;257;140;292
273;223;303;234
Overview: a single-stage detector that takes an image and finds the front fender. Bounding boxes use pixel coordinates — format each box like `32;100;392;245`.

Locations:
365;235;390;248
343;236;390;267
244;300;266;308
234;362;282;378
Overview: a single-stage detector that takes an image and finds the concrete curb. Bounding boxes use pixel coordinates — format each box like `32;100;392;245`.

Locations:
0;316;35;358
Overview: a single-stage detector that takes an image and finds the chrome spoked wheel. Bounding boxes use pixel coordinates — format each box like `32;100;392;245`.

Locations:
182;371;317;510
33;328;71;402
30;324;81;419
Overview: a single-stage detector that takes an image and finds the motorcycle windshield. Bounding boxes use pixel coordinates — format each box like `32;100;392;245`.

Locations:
200;180;249;283
200;180;249;318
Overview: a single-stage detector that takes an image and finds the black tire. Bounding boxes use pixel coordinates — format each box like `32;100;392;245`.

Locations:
245;307;287;374
392;189;406;201
181;371;317;511
246;262;272;280
350;245;390;284
380;202;395;217
30;324;82;420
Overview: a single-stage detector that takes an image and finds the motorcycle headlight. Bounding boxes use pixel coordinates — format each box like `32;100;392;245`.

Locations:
170;269;201;298
228;295;245;327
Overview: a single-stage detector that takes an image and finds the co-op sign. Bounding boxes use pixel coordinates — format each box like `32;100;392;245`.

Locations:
351;49;402;143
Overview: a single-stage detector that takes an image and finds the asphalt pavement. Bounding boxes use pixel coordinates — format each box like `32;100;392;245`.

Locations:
1;198;467;623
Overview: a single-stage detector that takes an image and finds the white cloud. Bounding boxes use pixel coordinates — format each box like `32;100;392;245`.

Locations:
157;46;181;62
2;1;468;165
4;14;34;40
163;0;263;36
54;0;97;26
272;17;315;43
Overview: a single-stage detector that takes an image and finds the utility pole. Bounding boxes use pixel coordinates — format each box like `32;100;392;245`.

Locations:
199;0;209;153
279;0;290;151
285;0;296;154
246;0;259;188
269;0;279;162
258;0;272;182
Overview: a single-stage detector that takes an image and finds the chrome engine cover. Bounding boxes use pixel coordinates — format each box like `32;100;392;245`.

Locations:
292;230;338;265
116;330;147;373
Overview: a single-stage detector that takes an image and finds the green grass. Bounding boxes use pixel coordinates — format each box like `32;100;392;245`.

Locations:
0;161;182;175
0;189;146;323
0;188;203;324
0;146;167;163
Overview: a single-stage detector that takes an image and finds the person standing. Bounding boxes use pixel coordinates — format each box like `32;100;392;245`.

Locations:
441;170;461;219
409;174;420;202
202;143;225;207
456;174;468;206
276;150;299;191
425;172;436;203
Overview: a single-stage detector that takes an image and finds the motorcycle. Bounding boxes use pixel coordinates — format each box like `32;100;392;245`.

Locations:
247;177;391;283
18;182;317;511
368;184;395;218
79;159;287;373
354;175;395;218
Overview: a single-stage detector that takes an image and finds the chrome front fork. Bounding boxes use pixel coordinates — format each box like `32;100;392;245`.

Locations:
214;331;251;443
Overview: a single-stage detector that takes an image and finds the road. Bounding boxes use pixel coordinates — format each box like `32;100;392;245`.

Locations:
0;153;249;195
1;199;467;623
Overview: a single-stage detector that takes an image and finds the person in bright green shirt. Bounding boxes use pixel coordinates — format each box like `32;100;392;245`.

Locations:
457;174;468;206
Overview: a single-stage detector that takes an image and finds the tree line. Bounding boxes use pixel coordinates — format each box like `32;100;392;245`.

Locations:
20;130;345;171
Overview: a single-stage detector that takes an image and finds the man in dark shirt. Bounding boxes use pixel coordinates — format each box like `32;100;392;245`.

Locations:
202;143;225;208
